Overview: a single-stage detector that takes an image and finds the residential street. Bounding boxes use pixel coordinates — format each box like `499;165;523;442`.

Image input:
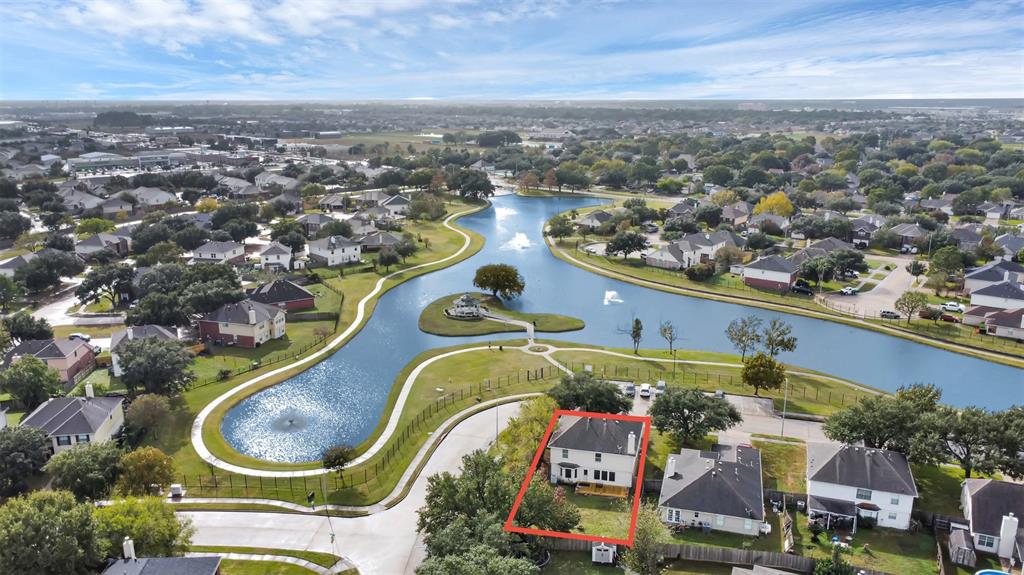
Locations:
180;401;523;575
823;254;915;318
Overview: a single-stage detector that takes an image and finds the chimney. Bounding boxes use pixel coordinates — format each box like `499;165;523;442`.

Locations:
122;536;136;561
248;306;257;324
998;513;1018;559
627;431;637;456
665;456;676;478
85;384;94;398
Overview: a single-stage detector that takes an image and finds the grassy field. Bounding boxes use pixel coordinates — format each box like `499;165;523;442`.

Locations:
218;559;325;575
753;440;807;493
419;291;584;336
912;464;1002;517
51;324;123;339
191;547;343;568
791;511;937;574
549;347;877;417
565;491;634;541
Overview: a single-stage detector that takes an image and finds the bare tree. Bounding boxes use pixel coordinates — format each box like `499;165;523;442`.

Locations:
725;315;763;360
618;317;644;354
659;320;680;378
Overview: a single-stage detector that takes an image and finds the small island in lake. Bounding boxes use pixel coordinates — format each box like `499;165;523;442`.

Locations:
418;292;585;336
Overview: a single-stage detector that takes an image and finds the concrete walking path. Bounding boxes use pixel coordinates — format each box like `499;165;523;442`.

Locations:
191;206;482;477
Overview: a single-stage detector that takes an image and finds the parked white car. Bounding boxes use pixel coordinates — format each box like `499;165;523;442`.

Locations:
941;302;966;313
639;383;651;398
839;286;859;296
655;380;666;396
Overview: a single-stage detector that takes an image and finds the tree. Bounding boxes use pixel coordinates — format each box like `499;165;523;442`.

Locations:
75;263;134;309
814;545;855;575
659;320;680;377
95;497;193;558
136;241;183;266
518;171;540;193
991;407;1024;479
323;444;355;478
828;249;867;278
117;447;175;496
930;245;966;277
0;356;61;410
450;169;495;198
125;394;171;438
542;169;558;190
76;217;116;237
3;312;53;340
395;233;419;262
623;317;643;354
14;250;84;293
0;322;9;353
703;165;733;186
762;318;797;357
0;426;49;496
894;291;928;325
650;388;742;445
753;191;795;217
547;371;632;414
545;215;573;240
714;245;744;274
317;220;353;239
43;442;123;501
0;211;30;241
378;249;400;272
604;231;650;259
800;255;835;288
741;352;786;396
195;197;219;212
823;384;940;455
924;271;949;296
473;263;525;300
0;275;24;312
905;260;927;276
118;338;195;396
0;490;104;575
726;315;763;360
620;504;669;575
417;544;538;575
494;396;560;474
915;407;999;478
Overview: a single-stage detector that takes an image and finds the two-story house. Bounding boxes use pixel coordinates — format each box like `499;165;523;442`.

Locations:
308;235;362;266
5;338;96;391
257;241;294;271
957;479;1024;563
109;325;178;377
20;391;124;454
643;231;746;270
742;255;798;292
197;299;286;348
547;415;644;490
295;213;337;237
806;444;918;532
658;444;765;536
190;240;246;265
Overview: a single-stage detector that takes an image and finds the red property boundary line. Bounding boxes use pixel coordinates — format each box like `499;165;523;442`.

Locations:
503;409;652;546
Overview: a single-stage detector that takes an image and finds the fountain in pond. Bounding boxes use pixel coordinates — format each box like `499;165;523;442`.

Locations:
603;290;623;305
271;408;309;433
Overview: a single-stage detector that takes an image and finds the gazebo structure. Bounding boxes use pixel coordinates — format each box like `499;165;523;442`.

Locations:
807;494;858;533
445;293;484;319
948;528;977;568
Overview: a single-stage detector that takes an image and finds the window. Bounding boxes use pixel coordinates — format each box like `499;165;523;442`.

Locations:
594;453;602;462
978;534;996;548
693;512;700;518
890;496;900;505
562;449;569;459
887;513;897;520
594;470;617;483
56;436;71;446
855;488;872;500
75;434;90;443
671;510;681;523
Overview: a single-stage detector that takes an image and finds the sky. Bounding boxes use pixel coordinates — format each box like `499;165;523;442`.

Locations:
0;0;1022;101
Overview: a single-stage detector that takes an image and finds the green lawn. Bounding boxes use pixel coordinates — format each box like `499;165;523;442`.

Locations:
564;491;634;541
791;512;937;574
52;324;123;339
218;559;321;575
665;512;781;552
550;347;876;417
419;292;584;336
190;546;343;568
912;464;1002;517
753;440;807;493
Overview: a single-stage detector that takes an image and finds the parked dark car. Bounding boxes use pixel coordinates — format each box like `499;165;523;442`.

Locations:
791;285;814;296
795;278;811;288
940;313;962;323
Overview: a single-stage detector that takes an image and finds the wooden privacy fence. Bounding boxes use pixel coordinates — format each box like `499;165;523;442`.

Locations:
541;537;816;573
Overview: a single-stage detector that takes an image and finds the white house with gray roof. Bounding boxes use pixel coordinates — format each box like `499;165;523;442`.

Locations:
658;444;765;536
308;235;361;266
964;260;1024;294
258;241;294;271
547;415;644;489
959;479;1024;561
20;396;124;454
970;281;1024;310
806;444;918;531
110;325;178;377
190;240;245;265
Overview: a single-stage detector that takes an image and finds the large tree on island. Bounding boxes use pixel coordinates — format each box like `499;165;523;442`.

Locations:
649;387;742;446
473;263;525;300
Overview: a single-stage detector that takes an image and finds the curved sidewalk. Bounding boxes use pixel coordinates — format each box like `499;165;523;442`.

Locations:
191;206;481;477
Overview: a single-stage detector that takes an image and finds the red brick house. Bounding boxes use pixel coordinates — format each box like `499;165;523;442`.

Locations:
741;255;798;292
198;299;286;348
247;279;316;311
5;339;96;391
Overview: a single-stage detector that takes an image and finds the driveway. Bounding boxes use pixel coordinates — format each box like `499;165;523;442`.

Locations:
823;254;915;318
181;401;523;575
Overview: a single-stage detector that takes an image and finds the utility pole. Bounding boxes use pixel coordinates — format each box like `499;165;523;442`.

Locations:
779;376;790;438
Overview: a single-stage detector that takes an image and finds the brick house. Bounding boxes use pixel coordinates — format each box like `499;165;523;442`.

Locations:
247;280;316;311
198;299;286;348
742;255;798;292
5;338;96;391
